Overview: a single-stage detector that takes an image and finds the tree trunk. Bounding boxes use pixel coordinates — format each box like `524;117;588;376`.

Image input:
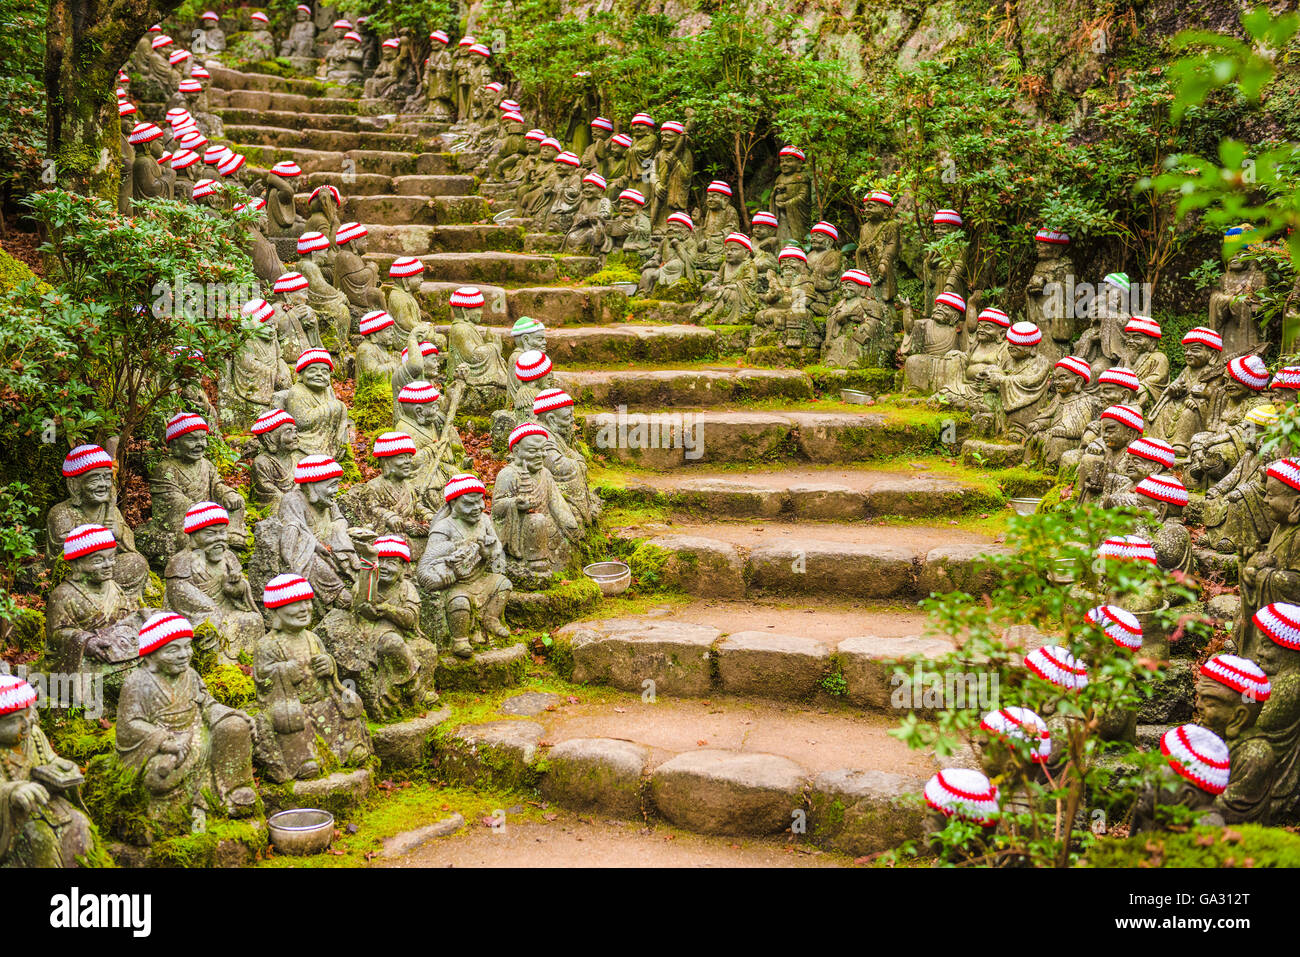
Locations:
44;0;184;198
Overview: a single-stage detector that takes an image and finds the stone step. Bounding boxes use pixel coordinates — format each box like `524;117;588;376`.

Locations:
414;322;719;363
598;464;1001;519
557;367;814;407
232;145;460;177
296;193;490;226
216;108;390;132
289;172;478;198
414;281;630;325
364;250;601;285
437;691;935;851
207;62;329;97
223;123;424;153
367;223;524;255
214;88;360;115
611;520;1004;600
582;408;964;468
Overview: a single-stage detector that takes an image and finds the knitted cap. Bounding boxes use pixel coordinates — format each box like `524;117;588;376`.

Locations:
128;122;164;145
810;221;839;241
533;388;574;415
977;307;1010;328
1160;724;1230;795
555;151;581;167
723;232;753;251
1097;367;1140;392
923;769;999;824
779;145;806;161
1034;228;1070;244
1200;653;1270;702
610;133;633;148
1097;534;1157;565
514;350;552;382
63;444;114;477
1127;436;1176;468
270;160;302;177
582;172;607;190
1102;272;1131;292
382;37;400;49
865;190;894;206
400;341;439;364
840;269;872;287
274;271;309;293
934;291;966;313
62;524;116;561
508;422;549;449
524;129;546;142
397;380;440;404
1006;321;1042;346
1124;315;1161;338
666;212;693;231
1246;405;1280;428
309;184;342;206
449;286;484;308
430;29;449;43
750;210;778;228
373;535;411;561
630;112;654;127
979;707;1051;762
1254;601;1300;650
335;221;368;245
1099;404;1143;432
373;432;417;457
1086;604;1143;651
0;675;37;716
1266;458;1300;492
138;612;193;656
1055;356;1091;382
295;348;333;372
165;411;209;442
444;473;487;502
389;257;425;279
297;231;330;254
293;454;343;484
510;316;545;337
359;310;394;335
777;246;807;263
933;208;963;227
1228;354;1270;390
252;409;295;435
178;78;203;94
1271;367;1300;390
618;188;646;206
706;180;733;196
1024;644;1088;690
263;573;314;608
190;179;216;199
183;501;229;534
660;120;685;134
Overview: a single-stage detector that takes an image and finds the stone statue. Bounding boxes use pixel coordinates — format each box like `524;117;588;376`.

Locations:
138;413;247;565
0;676;96;867
254;574;372;782
750;246;816;351
322;31;365;85
694;182;741;275
638;212;698;295
749;210;780;277
333;222;385;315
1146;327;1225;456
1131;474;1194;575
1074;405;1145;507
690;233;758;325
1195;653;1274;824
222;299;292;431
1024;229;1075;358
978;322;1052;441
320;536;439;721
603;133;632;199
1202;405;1278;555
422;30;455;119
582;116;613;176
505;318;547;399
130;127;169;201
1119;316;1169;409
806;222;843;316
770;146;811;247
488;113;527;184
196;11;226;52
245;12;276;60
901;291;967;395
116;613;258;824
304;186;343;245
395;381;465;502
416;474;513;658
391;337;446;408
357;310;401;387
604;188;654;261
282;349;349;461
47;444;149;600
856;191;899;305
492;424;581;583
649;115;694;230
1186;355;1271;492
272;455;365;614
933;309;1009;411
626;114;658;189
1076;272;1132;370
1131;724;1229;833
542;153;583;233
297;233;351;345
1237;462;1300;663
922;209;969;313
264;160;301;235
1248;602;1300;821
445;286;509;413
519;138;561;218
563;173;612;255
341;432;437;542
363;38;401;99
532;389;601;527
238;197;287;286
249;409;301;512
385;257;431;339
1210;230;1268;358
1023;357;1096;470
280;4;318;58
821;270;892;369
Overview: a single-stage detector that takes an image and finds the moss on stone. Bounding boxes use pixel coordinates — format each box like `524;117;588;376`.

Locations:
41;710;116;765
350;376;394;435
0;248;49;294
204;663;256;710
505;576;603;631
147;818;268;868
626;541;676;593
1084;824;1300;868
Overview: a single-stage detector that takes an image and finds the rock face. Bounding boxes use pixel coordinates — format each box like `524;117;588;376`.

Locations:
540;738;649;817
649;749;808;835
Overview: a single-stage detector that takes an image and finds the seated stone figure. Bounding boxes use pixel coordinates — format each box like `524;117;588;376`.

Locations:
273;272;325;365
396;381;465;503
446;286;509;414
1023;357;1096;470
254;574;372;782
116;613;258;825
280;5;317;57
47;444;149;600
750;245;816;351
1146;326;1225;456
0;675;96;867
492;423;582;583
821;269;892;369
275;455;363;614
342;431;437;543
638;212;698;295
1099;436;1178;509
519;138;562;218
391;338;446;408
1195;653;1275;824
1132;474;1194;574
604;188;653;261
333;222;386;316
137;412;247;565
693;181;741;274
505;317;547;406
1248;601;1300;821
296;231;351;346
1131;724;1229;833
416;474;513;658
1187;354;1272;492
806;222;843;316
508;350;557;429
690;232;758;325
1120;315;1169;409
244;12;277;60
364;37;401;99
542;152;583;233
1074;405;1145;506
320;535;439;721
223;298;292;432
532;389;601;527
977;321;1051;441
1202;405;1278;555
1058;366;1142;475
933;307;1011;410
901;291;968;396
356;309;401;389
164;502;264;667
264;161;301;235
1237;462;1300;663
323;31;365;85
249;409;301;512
562;173;611;255
282;349;349;461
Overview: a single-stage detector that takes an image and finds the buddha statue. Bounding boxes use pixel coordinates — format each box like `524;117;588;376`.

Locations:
1195;653;1275;824
282;349;349;461
750;246;816;352
422;30;455;120
1120;316;1169;409
275;455;362;613
626;114;658;189
542;153;583;234
356;310;401;388
445;286;509;413
806;222;843;316
1248;602;1300;821
1202;405;1278;556
638;211;698;295
385;256;433;340
770;147;811;247
280;5;318;58
1145;327;1227;458
562;173;612;255
922;209;969;313
391;338;445;409
249;409;302;512
532;389;601;527
333;222;385;315
222;298;292;432
694;182;741;275
46;444;149;599
901;291;967;395
273;272;324;364
322;31;365;85
1023;357;1096;470
492;424;581;582
505;318;547;406
856;191;900;305
649;115;694;230
1074;405;1145;506
245;12;276;60
264;161;301;235
340;431;437;543
296;232;351;345
164;502;264;666
519;139;561;218
1025;229;1076;359
363;38;401;99
1187;355;1272;492
932;308;1011;411
253;574;372;782
395;381;466;504
602;133;632;199
821;270;892;369
1210;229;1268;358
749;210;780;278
1131;725;1229;833
1237;462;1300;663
690;232;758;325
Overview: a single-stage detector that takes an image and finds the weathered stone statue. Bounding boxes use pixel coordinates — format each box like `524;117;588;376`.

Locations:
445;286;509;413
1202;405;1278;555
979;322;1052;441
296;231;350;345
0;675;96;867
1195;653;1274;824
690;233;757;325
416;474;512;657
274;455;362;613
357;310;401;387
694;181;741;274
638;212;698;295
395;381;465;508
1119;315;1169;409
320;535;439;721
487;112;527;184
532;389;601;527
322;30;365;84
129;123;169;201
505;318;547;399
856;191;899;304
1211;229;1268;358
1247;602;1300;821
47;444;149;599
363;37;402;99
902;291;967;395
138;413;247;565
649;116;694;230
542;152;583;234
422;29;455;119
222;298;292;431
341;432;437;542
770;146;810;247
626;113;658;189
519;138;561;218
1076;272;1133;370
1187;354;1271;492
1074;404;1144;506
332;221;385;315
304;185;343;245
249;409;301;512
236;197;286;286
196;11;226;52
245;11;277;60
1023;357;1095;470
280;4;318;58
1025;229;1075;359
164;502;264;667
254;574;372;782
1238;463;1300;663
492;423;581;583
806;222;843;316
283;349;349;461
750;246;816;351
116;613;258;824
392;338;445;407
1131;724;1229;833
1132;474;1194;574
975;706;1052;822
563;173;612;255
264;160;301;235
933;308;1010;410
603;133;632;199
1146;327;1225;456
749;210;780;277
821;269;892;368
922;209;969;313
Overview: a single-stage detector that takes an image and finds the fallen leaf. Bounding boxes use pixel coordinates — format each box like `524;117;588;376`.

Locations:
543;813;559;821
613;707;627;713
566;695;580;705
697;739;708;746
1222;829;1243;844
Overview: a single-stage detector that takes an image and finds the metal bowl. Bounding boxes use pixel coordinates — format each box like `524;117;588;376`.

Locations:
840;389;873;405
1008;496;1042;516
583;561;632;596
268;808;335;856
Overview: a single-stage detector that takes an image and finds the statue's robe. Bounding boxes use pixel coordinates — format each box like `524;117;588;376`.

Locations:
282;382;348;460
163;548;264;665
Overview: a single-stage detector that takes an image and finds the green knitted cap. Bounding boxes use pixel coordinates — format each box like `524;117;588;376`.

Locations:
510;316;546;337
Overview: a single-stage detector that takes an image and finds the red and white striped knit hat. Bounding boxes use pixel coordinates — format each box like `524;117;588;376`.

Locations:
555;151;581;168
444;473;487;502
118;101;137;116
1200;653;1270;702
170;149;200;170
297;231;330;254
430;29;449;43
1272;366;1300;390
1097;367;1140;392
295;348;333;372
397;381;440;404
979;706;1051;762
138;612;193;656
840;269;871;287
344;30;362;42
233;197;266;213
666;212;694;231
610;133;633;148
270;160;302;177
177;131;208;150
810;221;838;241
1035;228;1070;244
252;409;295;435
63;444;114;477
310;184;342;206
389;257;425;279
1135;474;1189;508
1055;356;1091;382
1097;534;1157;565
157;150;174;166
1124;315;1161;338
582;172;607;190
1254;601;1300;650
778;246;807;263
630;112;654;127
539;137;561;151
509;422;549;449
514;350;552;382
1228;354;1270;390
723;232;753;252
263;573;314;608
183;501;229;534
203;145;233;165
1099;404;1143;432
62;524;116;561
382;37;401;49
934;291;966;314
335;221;368;245
190;64;210;79
190;179;216;198
706;180;732;197
217;153;246;177
618;188;646;206
400;341;438;364
1266;457;1300;492
1006;321;1042;346
168;49;191;66
533;388;574;415
449;286;484;308
864;190;893;206
525;129;547;142
1160;724;1230;795
458;34;477;46
1025;644;1088;690
178;78;203;94
332;18;352;29
373;535;411;561
151;34;173;48
779;145;806;161
660;120;685;134
274;271;309;294
0;675;37;716
933;208;962;227
165;411;209;442
1086;604;1142;651
1182;326;1223;351
590;116;614;131
469;43;490;56
360;310;394;335
501;111;525;124
373;432;417;457
252;11;269;23
923;769;1000;824
128;122;164;145
977;307;1010;327
750;210;778;228
293;454;343;484
1127;436;1175;468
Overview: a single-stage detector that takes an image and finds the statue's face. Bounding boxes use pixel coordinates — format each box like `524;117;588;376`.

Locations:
778;155;799;175
377;555;405;585
975;322;1000;343
191;523;229;557
705;192;725;212
514;434;546;471
932;304;958;325
519;330;545;353
352;234;368;255
412;402;439;427
455;305;483;323
1123;331;1153;354
864;202;886;222
296;8;309;20
75;548;116;584
540;147;559;162
453;492;484;522
1052;368;1080;395
1097;383;1125;405
1099;418;1133;451
301;362;332;390
810;233;831;252
724;244;747;266
752;223;775;241
275;598;313;630
75;467;115;505
524;140;539;155
1264;474;1300;524
1254;630;1298;675
609;142;627;158
667;224;689;241
581;183;601;200
839;281;862;300
374;325;395;349
273;423;300;452
1037;242;1061;261
779;262;798;281
154;636;193;676
305;476;341;506
1224;376;1252;400
0;705;33;747
660;130;678;149
593;127;610;142
1007;344;1033;362
542;405;574;438
935;222;954;237
1194;675;1258;739
1123;452;1159;482
383;452;415;480
171;429;209;462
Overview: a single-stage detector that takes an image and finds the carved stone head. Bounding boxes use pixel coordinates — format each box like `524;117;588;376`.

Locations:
268;595;312;633
69;466;115;508
511;433;546;472
169;428;209;463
